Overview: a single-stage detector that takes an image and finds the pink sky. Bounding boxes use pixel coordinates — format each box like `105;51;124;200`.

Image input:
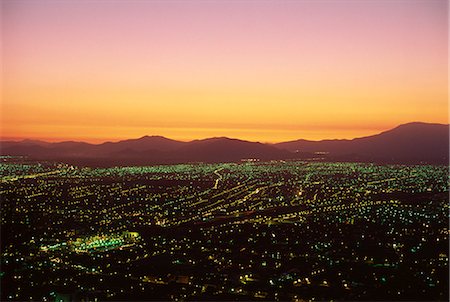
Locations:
2;0;448;143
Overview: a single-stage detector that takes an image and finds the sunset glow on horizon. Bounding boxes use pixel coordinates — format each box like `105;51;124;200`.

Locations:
2;0;448;143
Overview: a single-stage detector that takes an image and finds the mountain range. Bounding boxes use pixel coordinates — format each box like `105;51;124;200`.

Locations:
1;122;448;166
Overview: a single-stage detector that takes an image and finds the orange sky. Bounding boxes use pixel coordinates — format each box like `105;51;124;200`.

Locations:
1;0;448;143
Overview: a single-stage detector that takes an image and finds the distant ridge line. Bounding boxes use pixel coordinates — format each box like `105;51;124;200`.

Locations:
1;122;448;166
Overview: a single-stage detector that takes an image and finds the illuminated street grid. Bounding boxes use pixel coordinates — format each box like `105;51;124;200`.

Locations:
1;159;448;301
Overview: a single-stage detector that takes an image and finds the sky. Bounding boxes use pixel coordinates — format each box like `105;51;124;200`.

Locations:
1;0;448;143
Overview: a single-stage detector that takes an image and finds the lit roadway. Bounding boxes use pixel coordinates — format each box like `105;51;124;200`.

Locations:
213;167;224;189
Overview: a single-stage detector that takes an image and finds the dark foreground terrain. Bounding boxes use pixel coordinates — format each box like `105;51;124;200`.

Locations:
1;157;448;301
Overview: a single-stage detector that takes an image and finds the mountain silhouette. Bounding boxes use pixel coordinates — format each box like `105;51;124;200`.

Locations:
97;135;186;153
1;122;448;165
171;137;291;163
274;122;449;164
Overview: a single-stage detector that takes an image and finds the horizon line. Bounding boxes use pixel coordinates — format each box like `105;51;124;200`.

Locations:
1;121;447;146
